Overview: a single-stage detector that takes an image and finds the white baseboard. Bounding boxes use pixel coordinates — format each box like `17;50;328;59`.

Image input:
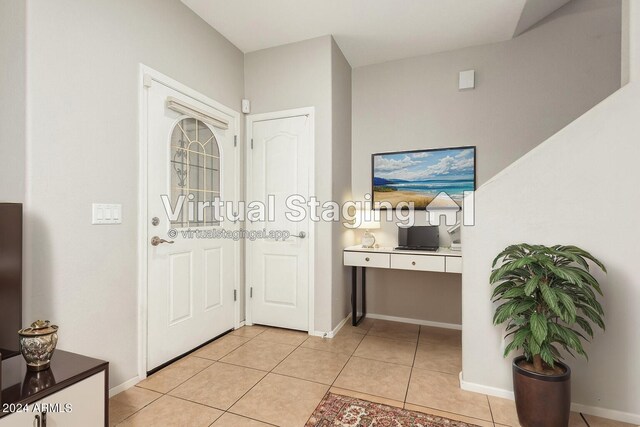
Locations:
459;373;640;425
328;313;351;337
459;372;514;399
236;321;246;328
109;375;140;397
310;313;352;338
570;403;640;425
367;313;462;330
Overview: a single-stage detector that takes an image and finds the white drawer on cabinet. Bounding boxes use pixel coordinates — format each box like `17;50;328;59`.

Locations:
390;254;445;272
344;251;390;268
446;256;462;273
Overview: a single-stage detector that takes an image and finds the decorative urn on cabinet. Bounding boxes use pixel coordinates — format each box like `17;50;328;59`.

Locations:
18;320;59;371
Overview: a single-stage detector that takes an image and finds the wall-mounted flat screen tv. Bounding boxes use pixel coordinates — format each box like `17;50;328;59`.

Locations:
372;146;476;209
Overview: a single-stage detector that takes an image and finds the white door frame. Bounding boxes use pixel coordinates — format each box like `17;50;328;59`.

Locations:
245;108;316;335
137;64;241;380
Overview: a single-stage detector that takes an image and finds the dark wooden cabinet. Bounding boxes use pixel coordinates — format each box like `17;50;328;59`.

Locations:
0;203;22;359
1;350;108;426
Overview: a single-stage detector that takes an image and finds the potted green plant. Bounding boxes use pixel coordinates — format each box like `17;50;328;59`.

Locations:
490;244;606;427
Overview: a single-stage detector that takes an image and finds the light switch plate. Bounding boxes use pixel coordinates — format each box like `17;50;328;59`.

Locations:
92;203;122;224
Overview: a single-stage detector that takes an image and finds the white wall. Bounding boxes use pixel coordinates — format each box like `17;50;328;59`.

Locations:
244;36;353;332
24;0;244;389
330;38;353;328
0;0;26;203
462;3;640;423
351;0;621;325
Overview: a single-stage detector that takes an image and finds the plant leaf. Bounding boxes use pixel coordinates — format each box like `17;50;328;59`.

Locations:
540;283;559;312
540;344;555;368
524;276;540;296
530;313;548;344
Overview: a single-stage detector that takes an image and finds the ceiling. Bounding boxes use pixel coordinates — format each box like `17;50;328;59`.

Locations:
182;0;570;68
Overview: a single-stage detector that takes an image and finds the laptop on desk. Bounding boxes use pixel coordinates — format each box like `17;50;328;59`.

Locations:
395;226;439;252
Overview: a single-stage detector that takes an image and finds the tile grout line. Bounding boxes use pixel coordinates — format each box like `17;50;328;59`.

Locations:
116;327;268;426
328;321;423;406
219;326;313;424
118;356;221;426
298;326;371;427
137;359;216;395
227;325;365;425
243;325;482;426
486;394;496;426
328;324;369;391
114;322;471;426
403;325;421;405
209;411;279;427
298;325;370;427
304;321;374;425
188;326;285;427
404;403;495;427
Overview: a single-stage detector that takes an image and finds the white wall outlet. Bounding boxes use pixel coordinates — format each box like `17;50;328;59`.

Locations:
459;69;475;90
92;203;122;224
241;99;251;114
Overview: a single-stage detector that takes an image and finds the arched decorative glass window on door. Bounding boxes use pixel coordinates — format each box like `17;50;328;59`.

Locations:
170;118;220;227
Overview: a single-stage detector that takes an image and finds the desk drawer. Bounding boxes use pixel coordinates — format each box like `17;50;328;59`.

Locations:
390;253;445;272
344;251;390;268
446;256;462;273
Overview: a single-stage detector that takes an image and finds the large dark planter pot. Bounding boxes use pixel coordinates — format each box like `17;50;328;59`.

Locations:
513;356;571;427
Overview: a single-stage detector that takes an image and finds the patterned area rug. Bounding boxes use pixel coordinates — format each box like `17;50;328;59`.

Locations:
306;393;481;427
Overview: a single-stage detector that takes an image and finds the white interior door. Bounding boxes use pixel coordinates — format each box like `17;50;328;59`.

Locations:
247;112;312;331
146;79;239;371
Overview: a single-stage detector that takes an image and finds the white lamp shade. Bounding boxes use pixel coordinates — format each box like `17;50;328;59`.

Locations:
355;210;380;229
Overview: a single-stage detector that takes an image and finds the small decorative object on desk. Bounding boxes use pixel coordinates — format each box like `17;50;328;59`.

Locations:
355;210;380;248
18;320;59;371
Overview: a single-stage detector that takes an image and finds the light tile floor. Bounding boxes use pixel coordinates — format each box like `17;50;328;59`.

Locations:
109;319;634;427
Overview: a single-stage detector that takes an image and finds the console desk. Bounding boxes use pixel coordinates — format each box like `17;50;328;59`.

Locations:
343;246;462;326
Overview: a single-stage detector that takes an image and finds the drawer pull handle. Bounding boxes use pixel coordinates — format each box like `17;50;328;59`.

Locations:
365;257;370;262
412;261;416;266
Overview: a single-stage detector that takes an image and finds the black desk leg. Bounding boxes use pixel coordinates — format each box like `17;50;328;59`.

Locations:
351;266;367;326
352;266;357;325
362;266;366;318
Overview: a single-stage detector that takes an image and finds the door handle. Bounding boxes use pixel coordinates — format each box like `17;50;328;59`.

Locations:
291;231;306;239
151;236;175;246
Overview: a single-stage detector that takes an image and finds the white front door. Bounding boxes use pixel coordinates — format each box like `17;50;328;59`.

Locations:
145;78;239;370
246;112;313;331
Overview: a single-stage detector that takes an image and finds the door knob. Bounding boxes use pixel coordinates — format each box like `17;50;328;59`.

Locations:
151;236;175;246
291;231;306;239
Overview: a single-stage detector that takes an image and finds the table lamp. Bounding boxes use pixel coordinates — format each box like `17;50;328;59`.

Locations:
356;210;380;248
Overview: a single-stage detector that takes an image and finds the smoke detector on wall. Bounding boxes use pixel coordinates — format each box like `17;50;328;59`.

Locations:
459;70;475;90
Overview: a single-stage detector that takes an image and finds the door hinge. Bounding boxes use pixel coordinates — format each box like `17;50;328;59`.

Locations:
250;287;253;298
233;289;237;301
251;138;254;149
234;135;237;147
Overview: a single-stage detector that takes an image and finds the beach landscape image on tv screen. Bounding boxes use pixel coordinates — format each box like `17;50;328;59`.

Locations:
373;147;475;209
